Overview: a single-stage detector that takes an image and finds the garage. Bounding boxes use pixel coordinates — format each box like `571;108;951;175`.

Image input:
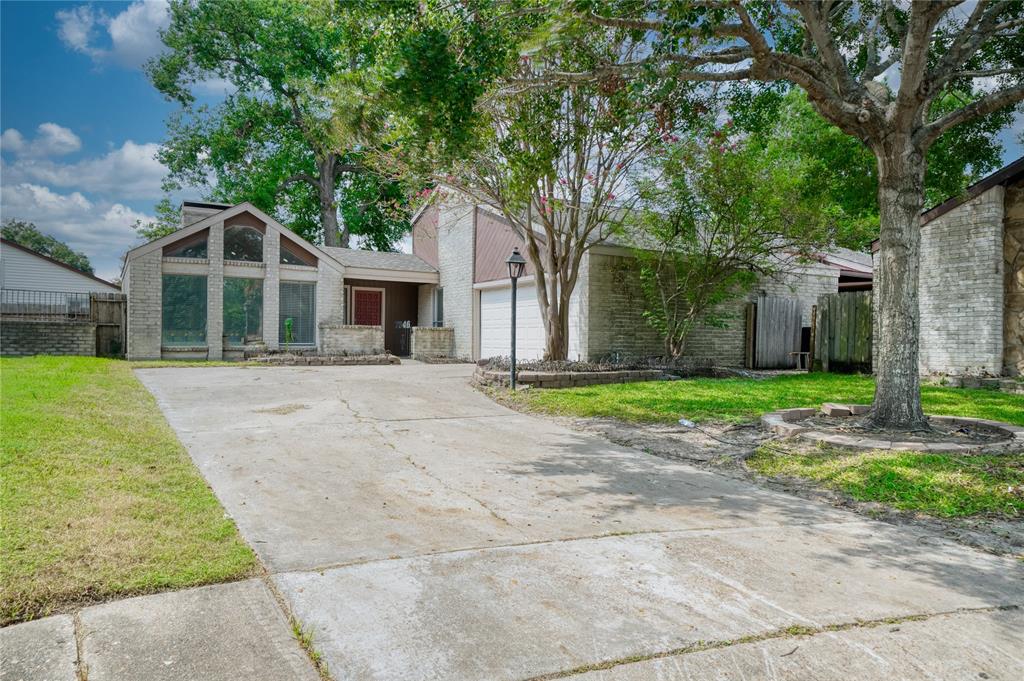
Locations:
478;282;583;360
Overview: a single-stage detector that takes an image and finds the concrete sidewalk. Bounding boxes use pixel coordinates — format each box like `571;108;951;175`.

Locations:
0;580;318;681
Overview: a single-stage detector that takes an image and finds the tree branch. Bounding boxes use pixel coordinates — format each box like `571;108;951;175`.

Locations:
919;83;1024;146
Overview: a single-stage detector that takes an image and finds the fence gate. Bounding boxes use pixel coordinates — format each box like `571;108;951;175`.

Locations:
814;291;872;373
91;292;126;358
749;295;802;369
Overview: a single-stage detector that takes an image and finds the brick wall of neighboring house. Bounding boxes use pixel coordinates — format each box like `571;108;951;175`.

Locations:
1003;179;1024;376
1;319;96;356
411;326;455;357
585;251;664;360
125;249;162;360
919;185;1005;375
318;323;384;355
436;202;477;358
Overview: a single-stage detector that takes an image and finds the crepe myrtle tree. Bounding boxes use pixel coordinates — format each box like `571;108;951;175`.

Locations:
541;0;1024;430
397;33;691;360
632;130;836;357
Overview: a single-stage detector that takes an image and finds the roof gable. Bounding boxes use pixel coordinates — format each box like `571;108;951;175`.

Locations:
124;203;342;274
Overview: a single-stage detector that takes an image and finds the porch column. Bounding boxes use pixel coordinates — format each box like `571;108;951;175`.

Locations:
264;229;280;350
207;221;224;360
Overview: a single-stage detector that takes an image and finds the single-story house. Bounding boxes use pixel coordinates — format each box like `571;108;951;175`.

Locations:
1;238;121;357
1;238;120;296
121;201;441;360
874;156;1023;377
121;198;871;365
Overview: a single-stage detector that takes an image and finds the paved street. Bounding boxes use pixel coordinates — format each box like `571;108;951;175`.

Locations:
6;363;1021;680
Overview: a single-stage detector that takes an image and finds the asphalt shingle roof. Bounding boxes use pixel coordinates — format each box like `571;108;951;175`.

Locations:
322;247;437;273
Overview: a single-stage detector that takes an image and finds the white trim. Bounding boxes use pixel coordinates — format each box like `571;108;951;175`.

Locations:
409;201;431;226
350;286;386;327
473;274;536;290
161;258;209;275
223;263;266;279
343;266;439;284
279;267;318;282
344;284;351;324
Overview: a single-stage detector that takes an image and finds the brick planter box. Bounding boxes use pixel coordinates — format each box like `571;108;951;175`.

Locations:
474;366;669;389
249;353;400;366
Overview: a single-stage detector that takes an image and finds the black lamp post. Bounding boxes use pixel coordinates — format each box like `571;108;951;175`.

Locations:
505;247;527;389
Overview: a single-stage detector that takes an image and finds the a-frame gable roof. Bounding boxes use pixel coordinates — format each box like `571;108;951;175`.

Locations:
124;202;343;273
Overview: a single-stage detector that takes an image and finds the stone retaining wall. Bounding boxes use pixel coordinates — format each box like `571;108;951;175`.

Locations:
318;323;384;355
1;319;96;356
474;366;668;389
411;326;454;359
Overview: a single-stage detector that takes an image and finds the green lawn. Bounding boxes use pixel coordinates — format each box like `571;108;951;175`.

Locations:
749;445;1024;518
520;373;1024;426
0;357;257;625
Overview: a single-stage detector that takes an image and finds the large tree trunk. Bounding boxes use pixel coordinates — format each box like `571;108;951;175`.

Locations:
317;156;347;248
869;138;930;431
537;275;569;360
542;298;568;360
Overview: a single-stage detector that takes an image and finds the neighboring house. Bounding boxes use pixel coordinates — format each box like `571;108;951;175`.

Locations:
121;202;440;360
1;239;121;357
1;238;120;295
874;156;1023;377
412;196;872;365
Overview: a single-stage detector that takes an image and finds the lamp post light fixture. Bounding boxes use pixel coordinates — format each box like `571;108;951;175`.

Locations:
505;247;527;389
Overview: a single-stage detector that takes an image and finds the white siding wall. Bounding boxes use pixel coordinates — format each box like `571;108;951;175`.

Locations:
0;245;119;293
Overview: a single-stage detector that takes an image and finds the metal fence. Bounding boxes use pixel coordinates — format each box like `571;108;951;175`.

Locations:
0;289;92;320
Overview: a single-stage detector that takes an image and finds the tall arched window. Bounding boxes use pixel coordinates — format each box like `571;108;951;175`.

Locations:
224;225;263;262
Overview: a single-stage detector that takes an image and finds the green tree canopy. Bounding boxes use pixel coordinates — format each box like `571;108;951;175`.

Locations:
1;220;93;274
730;88;1013;250
149;0;410;249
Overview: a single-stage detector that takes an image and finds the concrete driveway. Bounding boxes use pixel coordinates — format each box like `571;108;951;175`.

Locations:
137;363;1024;680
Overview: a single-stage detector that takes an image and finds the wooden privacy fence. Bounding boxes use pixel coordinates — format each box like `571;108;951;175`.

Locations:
814;291;871;373
746;295;802;369
90;292;126;358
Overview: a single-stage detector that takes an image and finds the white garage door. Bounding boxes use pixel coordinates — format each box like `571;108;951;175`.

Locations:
479;283;582;361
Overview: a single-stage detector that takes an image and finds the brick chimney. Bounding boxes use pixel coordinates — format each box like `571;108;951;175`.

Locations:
181;201;233;227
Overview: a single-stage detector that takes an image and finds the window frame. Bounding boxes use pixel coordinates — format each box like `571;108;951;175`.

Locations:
161;273;208;347
223;224;264;263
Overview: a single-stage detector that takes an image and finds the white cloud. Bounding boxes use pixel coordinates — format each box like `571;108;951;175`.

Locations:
1;123;82;158
3;140;165;199
1;183;152;280
57;1;169;69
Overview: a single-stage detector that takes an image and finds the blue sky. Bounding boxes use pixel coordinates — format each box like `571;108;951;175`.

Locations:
1;1;1022;281
0;0;224;280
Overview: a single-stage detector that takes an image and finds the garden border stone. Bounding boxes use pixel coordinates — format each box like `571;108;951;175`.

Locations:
761;404;1024;453
473;366;671;389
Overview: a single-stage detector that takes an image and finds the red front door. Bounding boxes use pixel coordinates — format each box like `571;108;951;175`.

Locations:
353;289;383;326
